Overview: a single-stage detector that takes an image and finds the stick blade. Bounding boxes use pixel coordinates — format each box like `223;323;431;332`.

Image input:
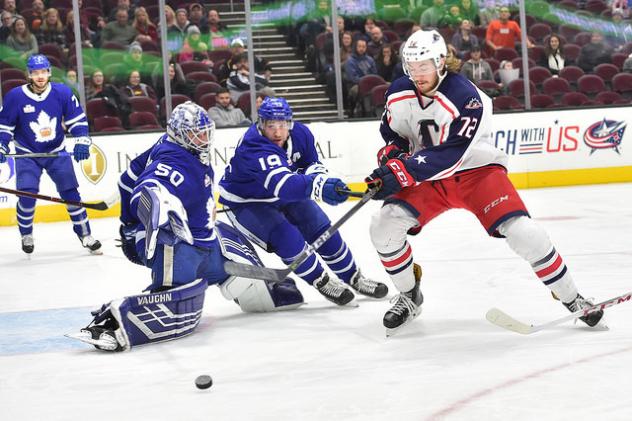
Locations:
486;307;534;335
85;201;109;210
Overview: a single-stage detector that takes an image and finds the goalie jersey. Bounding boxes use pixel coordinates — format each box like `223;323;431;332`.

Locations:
219;122;323;207
0;82;88;153
129;140;218;248
380;72;507;181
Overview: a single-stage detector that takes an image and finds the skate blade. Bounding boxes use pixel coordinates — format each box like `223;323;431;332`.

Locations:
65;331;117;351
338;299;359;308
385;308;422;338
87;248;103;256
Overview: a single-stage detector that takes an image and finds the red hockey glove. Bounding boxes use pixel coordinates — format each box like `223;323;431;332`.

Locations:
376;144;408;166
365;159;415;200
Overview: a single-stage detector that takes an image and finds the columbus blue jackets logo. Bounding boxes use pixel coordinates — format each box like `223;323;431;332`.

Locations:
464;98;482;110
583;118;626;155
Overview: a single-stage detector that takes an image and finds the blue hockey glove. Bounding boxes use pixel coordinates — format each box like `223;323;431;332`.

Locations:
118;223;144;266
73;137;92;162
310;174;349;205
0;143;8;163
365;159;416;201
377;143;408;166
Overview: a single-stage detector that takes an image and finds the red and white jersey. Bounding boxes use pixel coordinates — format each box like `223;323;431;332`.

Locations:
380;72;507;181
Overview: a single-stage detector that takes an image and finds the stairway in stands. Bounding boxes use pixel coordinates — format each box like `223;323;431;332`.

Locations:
215;2;341;122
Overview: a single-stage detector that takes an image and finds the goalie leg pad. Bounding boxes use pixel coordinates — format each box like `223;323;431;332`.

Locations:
225;277;304;313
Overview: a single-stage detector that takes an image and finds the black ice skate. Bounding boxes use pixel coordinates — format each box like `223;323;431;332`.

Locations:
562;293;606;328
80;235;103;255
384;263;423;337
350;270;388;299
314;274;356;306
21;234;34;254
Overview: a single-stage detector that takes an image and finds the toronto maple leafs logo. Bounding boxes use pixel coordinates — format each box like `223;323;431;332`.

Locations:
29;111;57;142
583;118;626;155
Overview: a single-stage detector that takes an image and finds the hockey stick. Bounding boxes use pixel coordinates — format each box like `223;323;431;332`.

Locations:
0;186;118;211
335;186;365;198
7;151;73;159
223;188;378;282
486;290;632;334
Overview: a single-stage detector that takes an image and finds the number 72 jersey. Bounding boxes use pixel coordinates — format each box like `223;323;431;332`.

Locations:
380;73;508;182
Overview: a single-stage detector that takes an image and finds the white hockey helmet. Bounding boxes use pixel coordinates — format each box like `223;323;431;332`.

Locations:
401;29;447;77
167;101;216;155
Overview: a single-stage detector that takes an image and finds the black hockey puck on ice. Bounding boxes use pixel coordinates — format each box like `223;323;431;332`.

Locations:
195;375;213;390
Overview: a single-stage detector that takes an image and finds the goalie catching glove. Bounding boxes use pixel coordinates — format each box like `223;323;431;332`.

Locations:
365;158;416;200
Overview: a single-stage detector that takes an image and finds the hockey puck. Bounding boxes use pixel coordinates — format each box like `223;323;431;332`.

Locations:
195;375;213;390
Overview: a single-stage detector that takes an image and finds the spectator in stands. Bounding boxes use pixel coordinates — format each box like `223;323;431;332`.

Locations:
420;0;447;28
28;0;45;32
153;61;190;98
458;0;480;26
121;69;157;100
485;6;533;51
440;5;464;29
367;26;389;58
178;25;212;66
86;69;131;124
356;17;377;42
108;0;134;23
1;0;20;21
497;59;519;92
188;3;205;31
340;31;354;63
460;45;494;84
6;17;38;59
227;52;275;104
478;0;499;27
174;8;192;35
612;0;630;19
208;87;251;128
206;9;229;49
123;41;158;84
64;68;79;95
215;38;244;84
36;8;67;53
133;7;158;44
102;7;138;46
542;34;565;76
623;53;632;73
451;19;479;59
344;38;377;116
376;43;397;82
65;10;94;49
163;5;183;53
328;16;345;35
0;11;12;43
577;32;612;72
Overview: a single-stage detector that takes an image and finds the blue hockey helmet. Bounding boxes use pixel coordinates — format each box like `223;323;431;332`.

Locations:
26;54;51;73
258;97;293;126
167;101;216;156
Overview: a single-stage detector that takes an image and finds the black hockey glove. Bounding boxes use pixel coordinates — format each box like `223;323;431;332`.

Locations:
365;158;415;201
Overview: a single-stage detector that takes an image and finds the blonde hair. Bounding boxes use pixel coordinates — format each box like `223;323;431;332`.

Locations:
42;8;63;32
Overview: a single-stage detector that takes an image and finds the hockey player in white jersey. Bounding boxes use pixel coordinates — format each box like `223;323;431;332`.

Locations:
364;30;604;334
0;54;101;254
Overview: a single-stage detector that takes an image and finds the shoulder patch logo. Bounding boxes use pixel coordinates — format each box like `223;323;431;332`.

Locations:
464;98;482;110
23;104;35;113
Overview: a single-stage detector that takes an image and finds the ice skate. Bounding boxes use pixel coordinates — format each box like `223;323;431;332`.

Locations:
21;234;34;254
384;263;423;337
350;270;388;299
314;273;357;307
562;293;607;329
80;235;103;255
66;326;123;352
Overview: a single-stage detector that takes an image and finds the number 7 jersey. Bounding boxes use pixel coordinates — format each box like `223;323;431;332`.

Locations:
380;72;508;181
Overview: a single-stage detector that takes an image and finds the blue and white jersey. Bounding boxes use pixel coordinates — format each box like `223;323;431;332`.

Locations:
0;82;89;153
130;140;218;248
380;72;507;181
219;122;322;207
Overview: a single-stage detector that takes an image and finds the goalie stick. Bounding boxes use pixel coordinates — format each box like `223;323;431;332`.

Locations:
486;290;632;334
223;188;377;282
0;186;118;211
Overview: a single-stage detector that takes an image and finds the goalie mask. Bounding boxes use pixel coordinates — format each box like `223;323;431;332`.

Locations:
167;101;216;161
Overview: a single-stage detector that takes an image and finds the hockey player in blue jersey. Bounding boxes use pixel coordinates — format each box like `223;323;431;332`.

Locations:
219;97;387;306
364;30;604;334
0;54;101;255
68;102;304;352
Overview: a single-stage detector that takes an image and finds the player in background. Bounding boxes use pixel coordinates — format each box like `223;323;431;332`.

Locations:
0;54;101;255
69;102;304;352
219;97;388;306
364;30;604;334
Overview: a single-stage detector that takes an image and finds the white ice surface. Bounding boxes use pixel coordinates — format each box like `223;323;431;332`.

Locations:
1;183;632;421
